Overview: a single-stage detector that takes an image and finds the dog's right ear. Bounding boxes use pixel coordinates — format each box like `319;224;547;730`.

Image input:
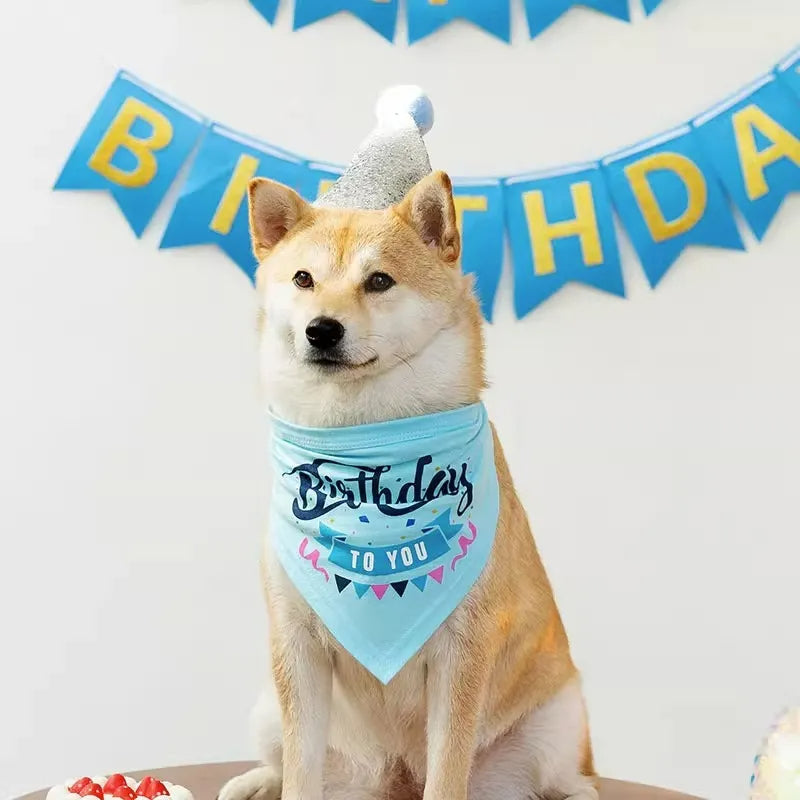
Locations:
248;178;312;261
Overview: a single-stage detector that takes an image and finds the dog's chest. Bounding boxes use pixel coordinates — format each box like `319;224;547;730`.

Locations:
328;639;429;766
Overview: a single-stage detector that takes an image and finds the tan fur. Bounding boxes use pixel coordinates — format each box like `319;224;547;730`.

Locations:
219;172;595;800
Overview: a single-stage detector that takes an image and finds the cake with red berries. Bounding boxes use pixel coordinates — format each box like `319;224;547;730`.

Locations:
47;775;193;800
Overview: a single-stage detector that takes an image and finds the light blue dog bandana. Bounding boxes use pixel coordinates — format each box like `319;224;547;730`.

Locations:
269;403;500;683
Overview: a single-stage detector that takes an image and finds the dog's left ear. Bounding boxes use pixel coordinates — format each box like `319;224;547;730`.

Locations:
396;171;460;264
248;178;312;262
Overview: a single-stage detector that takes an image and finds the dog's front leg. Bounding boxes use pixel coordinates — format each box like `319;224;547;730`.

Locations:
272;629;332;800
423;638;489;800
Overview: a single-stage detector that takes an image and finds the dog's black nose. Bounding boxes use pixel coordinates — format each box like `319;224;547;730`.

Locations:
306;317;345;350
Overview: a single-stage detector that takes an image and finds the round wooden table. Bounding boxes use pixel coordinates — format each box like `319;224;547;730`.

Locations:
15;762;703;800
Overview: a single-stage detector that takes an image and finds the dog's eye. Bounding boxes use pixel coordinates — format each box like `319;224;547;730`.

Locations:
364;272;395;293
293;271;314;290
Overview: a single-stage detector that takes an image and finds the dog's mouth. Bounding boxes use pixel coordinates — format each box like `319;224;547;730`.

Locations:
306;354;379;371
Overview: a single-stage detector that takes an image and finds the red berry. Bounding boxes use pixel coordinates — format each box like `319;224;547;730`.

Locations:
113;787;136;800
148;781;169;799
69;779;92;794
103;776;128;795
135;778;155;797
135;778;169;800
79;784;103;799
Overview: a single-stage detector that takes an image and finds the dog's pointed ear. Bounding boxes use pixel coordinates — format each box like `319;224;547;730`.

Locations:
248;178;312;261
395;171;460;264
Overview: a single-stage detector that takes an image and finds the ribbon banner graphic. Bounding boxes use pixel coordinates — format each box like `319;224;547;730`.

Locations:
56;51;800;319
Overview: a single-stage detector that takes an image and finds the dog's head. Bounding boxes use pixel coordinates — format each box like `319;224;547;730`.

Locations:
249;171;485;426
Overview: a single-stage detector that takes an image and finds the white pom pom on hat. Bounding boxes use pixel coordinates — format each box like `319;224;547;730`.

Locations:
314;86;435;211
375;85;434;135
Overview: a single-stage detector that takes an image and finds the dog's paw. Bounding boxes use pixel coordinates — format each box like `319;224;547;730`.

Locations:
218;767;282;800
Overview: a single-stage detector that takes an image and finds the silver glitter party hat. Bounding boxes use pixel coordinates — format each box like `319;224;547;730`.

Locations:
314;86;434;211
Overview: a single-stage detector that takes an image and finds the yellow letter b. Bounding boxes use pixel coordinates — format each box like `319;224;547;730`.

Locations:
88;97;173;188
522;182;604;276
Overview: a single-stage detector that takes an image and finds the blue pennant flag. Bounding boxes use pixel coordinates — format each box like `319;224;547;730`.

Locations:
504;163;624;317
407;0;510;44
54;71;206;237
249;0;279;23
602;124;744;288
693;73;800;240
294;0;398;41
642;0;664;14
452;179;506;321
776;47;800;102
160;124;307;282
301;161;344;202
524;0;629;39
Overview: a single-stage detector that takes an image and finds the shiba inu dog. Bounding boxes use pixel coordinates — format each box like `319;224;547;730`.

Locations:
218;167;597;800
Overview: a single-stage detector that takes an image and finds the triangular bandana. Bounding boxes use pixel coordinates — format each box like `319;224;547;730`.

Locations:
270;403;499;683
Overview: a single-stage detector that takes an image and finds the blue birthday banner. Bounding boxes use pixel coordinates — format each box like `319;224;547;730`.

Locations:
249;0;669;43
56;52;800;319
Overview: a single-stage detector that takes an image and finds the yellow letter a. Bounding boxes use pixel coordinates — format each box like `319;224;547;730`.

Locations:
88;97;173;188
733;104;800;200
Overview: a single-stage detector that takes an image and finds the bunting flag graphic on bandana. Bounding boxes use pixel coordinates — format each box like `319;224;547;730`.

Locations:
453;179;506;321
504;163;624;316
694;73;800;241
250;0;280;23
293;0;399;40
602;125;744;287
160;124;305;282
523;0;630;39
269;403;499;683
55;71;206;237
407;0;511;44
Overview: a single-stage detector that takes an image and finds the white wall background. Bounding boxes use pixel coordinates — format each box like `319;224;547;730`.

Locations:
1;1;798;798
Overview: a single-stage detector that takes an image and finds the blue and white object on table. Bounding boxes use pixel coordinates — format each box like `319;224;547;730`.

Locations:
293;0;399;40
602;124;744;288
452;178;506;322
693;73;800;240
250;0;280;23
54;71;206;237
407;0;511;44
504;163;624;317
160;124;306;282
523;0;629;39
